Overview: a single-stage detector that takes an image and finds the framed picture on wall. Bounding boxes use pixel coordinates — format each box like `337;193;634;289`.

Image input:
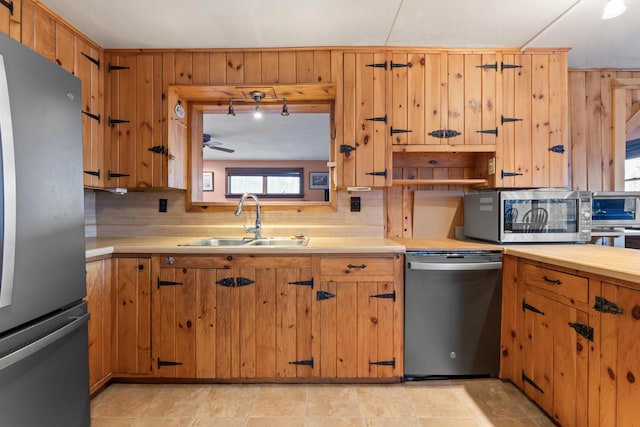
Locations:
203;171;214;191
309;172;329;189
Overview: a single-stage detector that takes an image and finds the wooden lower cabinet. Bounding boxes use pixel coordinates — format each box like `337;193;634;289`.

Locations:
592;281;640;427
315;254;403;379
85;258;112;394
501;255;640;427
153;254;314;379
151;253;403;380
112;256;152;376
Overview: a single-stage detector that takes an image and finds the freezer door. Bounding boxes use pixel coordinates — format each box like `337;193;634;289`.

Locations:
0;32;85;333
0;303;90;426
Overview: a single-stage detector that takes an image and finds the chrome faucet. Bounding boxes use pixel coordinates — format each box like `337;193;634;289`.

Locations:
235;192;262;239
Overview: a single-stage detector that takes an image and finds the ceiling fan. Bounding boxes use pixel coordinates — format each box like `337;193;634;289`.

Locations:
203;133;235;153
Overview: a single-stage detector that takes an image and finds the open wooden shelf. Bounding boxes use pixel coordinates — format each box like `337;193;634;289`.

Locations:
392;144;496;153
392;178;489;186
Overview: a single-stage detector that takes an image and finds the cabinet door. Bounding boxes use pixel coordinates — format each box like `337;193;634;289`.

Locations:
112;257;152;375
597;283;640;427
107;54;164;188
316;279;399;378
154;256;314;380
340;51;389;187
390;51;497;147
198;264;315;379
154;266;196;378
0;0;20;41
85;259;112;393
498;53;568;188
522;289;589;426
76;39;105;188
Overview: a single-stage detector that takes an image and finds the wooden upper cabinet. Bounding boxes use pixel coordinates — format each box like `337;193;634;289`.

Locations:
339;51;390;188
107;54;166;188
390;51;497;147
0;0;20;40
497;52;568;188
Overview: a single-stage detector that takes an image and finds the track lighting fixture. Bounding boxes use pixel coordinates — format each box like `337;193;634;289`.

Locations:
227;90;289;119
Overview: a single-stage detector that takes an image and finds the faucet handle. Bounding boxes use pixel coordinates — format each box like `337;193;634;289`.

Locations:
243;224;257;233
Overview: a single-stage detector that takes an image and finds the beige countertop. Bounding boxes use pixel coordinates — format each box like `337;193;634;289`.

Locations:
85;236;405;258
86;236;640;286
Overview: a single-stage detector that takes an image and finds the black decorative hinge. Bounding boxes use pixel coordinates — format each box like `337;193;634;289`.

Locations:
108;117;130;127
502;170;524;178
522;299;545;315
365;170;387;178
477;128;498;136
157;278;182;289
0;0;13;15
502;62;523;71
148;145;166;155
370;290;396;302
428;129;461;139
522;371;544;393
82;111;101;123
108;171;130;180
84;169;100;178
501;115;523;124
340;144;356;154
158;359;183;368
289;278;314;288
390;127;412;135
549;145;566;154
108;63;130;72
81;52;100;69
235;277;255;287
391;61;412;69
366;61;387;70
366;114;387;123
477;62;499;70
216;277;235;288
316;290;336;301
568;322;594;341
289;357;314;368
370;358;396;368
594;296;625;314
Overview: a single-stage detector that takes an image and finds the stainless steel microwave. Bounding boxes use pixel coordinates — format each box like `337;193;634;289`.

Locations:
592;191;640;229
464;189;592;243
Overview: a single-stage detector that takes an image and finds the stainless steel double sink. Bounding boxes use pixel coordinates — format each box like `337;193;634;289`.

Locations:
179;237;310;247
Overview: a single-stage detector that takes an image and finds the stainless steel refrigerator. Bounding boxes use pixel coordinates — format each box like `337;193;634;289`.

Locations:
0;33;89;426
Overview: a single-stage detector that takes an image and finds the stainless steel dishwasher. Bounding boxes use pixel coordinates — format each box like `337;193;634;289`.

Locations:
404;250;503;379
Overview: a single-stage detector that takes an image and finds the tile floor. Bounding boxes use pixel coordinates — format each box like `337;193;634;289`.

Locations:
90;379;555;427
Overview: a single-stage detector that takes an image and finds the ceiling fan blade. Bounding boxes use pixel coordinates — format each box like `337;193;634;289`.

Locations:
208;145;235;153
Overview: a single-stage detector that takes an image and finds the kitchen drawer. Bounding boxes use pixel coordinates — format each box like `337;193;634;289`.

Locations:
521;262;588;304
319;256;394;278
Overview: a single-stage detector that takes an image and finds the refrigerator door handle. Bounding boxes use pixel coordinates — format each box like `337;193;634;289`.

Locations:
0;54;17;309
0;313;89;371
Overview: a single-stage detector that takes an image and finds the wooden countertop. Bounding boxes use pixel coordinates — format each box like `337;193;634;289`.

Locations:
85;236;405;258
392;238;502;252
503;244;640;286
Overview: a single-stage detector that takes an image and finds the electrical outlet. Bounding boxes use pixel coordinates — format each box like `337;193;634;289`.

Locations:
350;196;361;212
488;157;496;175
159;198;168;213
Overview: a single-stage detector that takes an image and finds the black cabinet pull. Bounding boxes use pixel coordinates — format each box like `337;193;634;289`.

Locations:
543;276;562;285
347;264;367;269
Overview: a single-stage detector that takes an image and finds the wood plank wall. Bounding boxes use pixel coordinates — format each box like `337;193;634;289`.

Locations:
569;70;640;191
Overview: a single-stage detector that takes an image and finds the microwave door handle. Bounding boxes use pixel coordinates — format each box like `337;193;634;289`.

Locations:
0;54;17;309
408;262;503;271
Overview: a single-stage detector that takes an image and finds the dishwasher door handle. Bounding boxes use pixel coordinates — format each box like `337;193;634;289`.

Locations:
408;261;503;271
